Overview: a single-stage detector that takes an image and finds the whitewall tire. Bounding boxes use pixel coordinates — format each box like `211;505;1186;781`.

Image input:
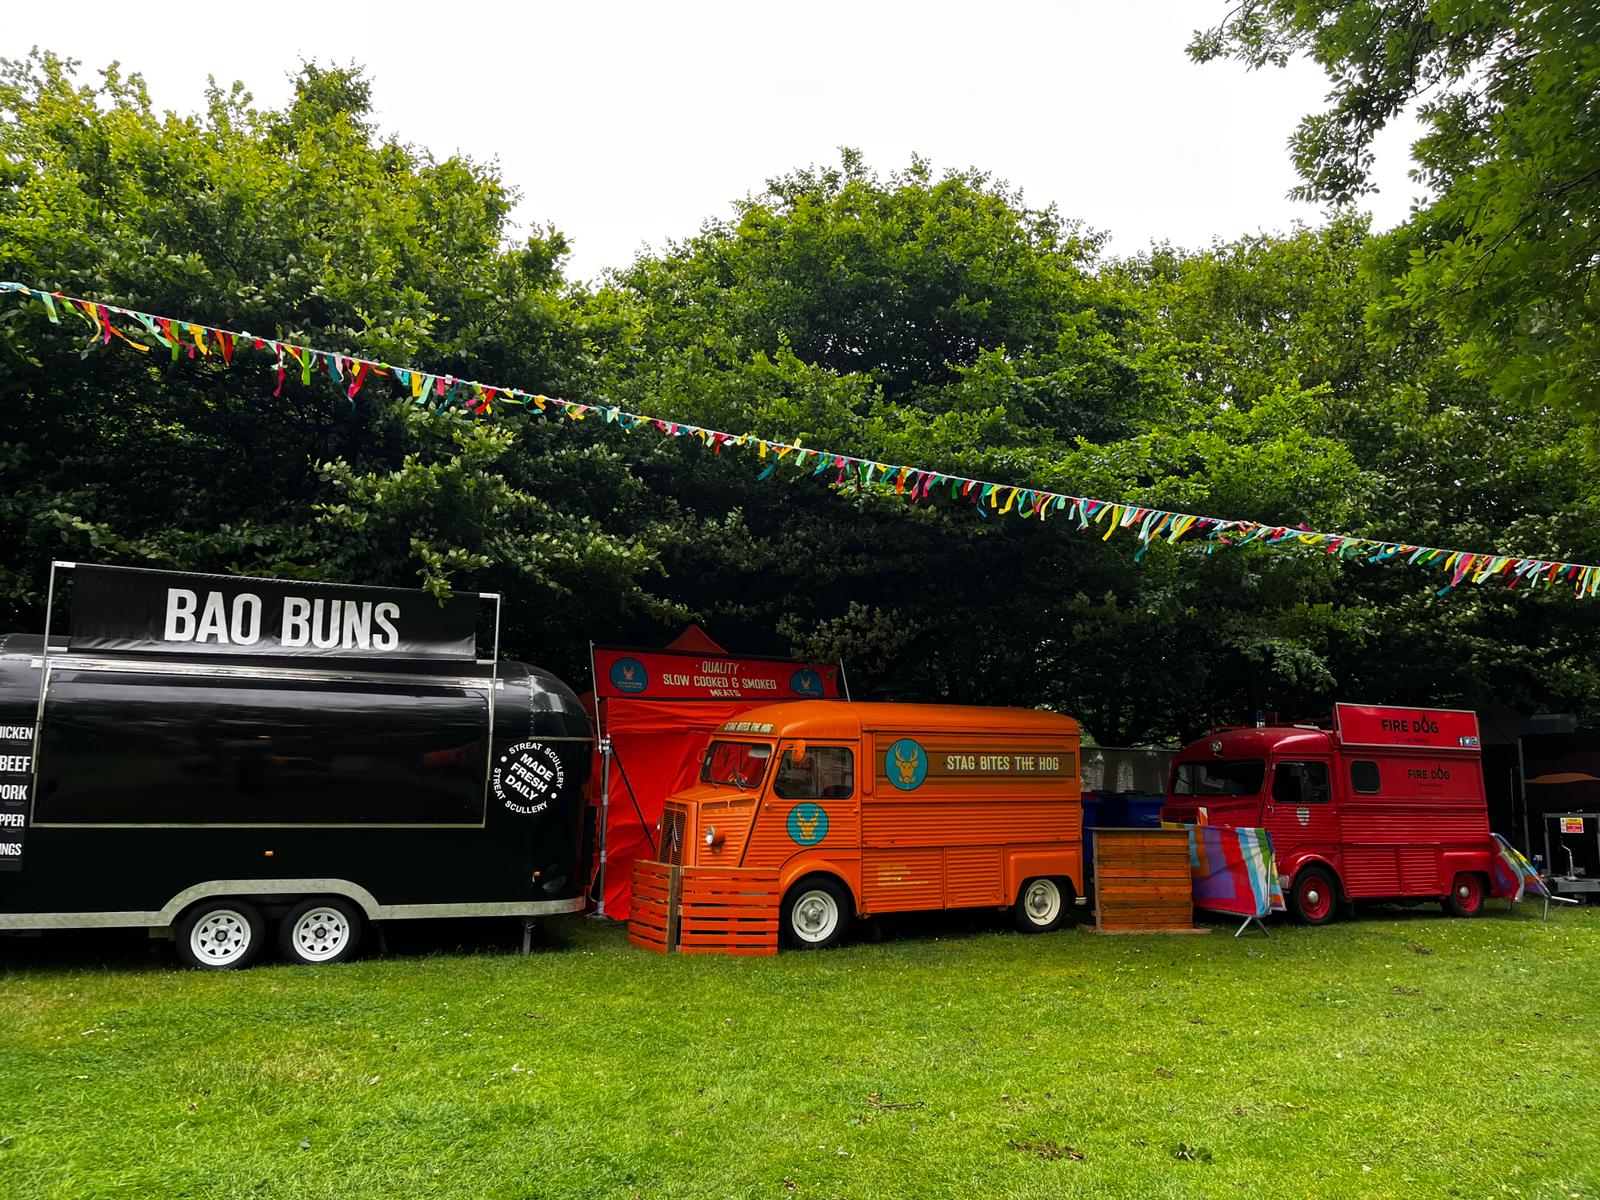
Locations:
781;876;851;950
1014;877;1069;933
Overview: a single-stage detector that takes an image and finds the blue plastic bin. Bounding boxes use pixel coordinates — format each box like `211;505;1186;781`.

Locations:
1121;793;1167;828
1080;791;1104;866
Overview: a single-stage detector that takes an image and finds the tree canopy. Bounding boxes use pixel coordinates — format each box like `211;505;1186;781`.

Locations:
2;49;1596;741
1190;0;1600;417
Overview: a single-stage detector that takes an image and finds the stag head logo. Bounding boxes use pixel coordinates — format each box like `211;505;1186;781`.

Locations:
609;656;647;693
786;802;829;845
885;739;927;791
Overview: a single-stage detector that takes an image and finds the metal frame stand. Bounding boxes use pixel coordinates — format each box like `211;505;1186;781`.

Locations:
589;734;615;920
1234;915;1270;938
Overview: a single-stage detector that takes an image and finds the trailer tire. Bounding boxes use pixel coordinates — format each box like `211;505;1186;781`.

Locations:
1288;865;1339;926
1441;872;1485;919
1014;877;1071;933
175;900;266;970
279;897;364;965
781;875;851;950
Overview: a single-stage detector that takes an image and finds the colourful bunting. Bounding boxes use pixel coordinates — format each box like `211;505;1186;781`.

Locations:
3;279;1598;600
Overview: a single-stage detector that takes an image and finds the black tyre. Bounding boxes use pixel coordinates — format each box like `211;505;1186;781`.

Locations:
278;897;364;965
1288;865;1339;925
175;899;266;970
1013;876;1071;933
781;875;852;950
1441;872;1485;918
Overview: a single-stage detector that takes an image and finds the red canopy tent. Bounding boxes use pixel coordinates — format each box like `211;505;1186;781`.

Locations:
586;628;843;918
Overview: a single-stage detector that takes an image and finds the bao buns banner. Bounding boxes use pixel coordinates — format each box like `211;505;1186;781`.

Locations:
68;564;478;660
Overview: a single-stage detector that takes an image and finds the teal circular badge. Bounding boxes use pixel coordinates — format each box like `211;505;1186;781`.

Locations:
789;668;824;697
786;803;829;846
609;657;648;693
885;738;928;791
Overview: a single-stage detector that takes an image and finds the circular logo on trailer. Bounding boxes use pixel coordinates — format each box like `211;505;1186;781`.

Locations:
786;803;829;845
1296;805;1311;827
609;657;648;694
885;738;928;791
789;668;824;697
492;742;566;815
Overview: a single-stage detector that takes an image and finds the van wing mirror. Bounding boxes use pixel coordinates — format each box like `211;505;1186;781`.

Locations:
791;740;807;763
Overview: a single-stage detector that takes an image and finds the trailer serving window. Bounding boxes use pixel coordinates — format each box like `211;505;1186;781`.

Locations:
33;667;489;825
1172;759;1265;796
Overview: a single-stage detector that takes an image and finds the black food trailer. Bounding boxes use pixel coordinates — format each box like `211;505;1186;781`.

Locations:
0;563;591;968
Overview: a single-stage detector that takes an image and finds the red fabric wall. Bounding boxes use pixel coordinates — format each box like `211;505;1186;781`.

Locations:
591;697;764;919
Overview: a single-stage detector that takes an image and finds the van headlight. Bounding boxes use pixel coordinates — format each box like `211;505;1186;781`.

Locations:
705;826;723;848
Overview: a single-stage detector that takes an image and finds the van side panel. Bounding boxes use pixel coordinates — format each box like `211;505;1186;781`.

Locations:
862;731;1080;914
1335;747;1489;898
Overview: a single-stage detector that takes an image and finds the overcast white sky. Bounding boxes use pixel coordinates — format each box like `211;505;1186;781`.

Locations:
5;0;1427;283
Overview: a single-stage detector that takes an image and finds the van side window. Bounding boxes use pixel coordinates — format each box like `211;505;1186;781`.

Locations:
1272;761;1330;806
1349;760;1381;794
774;746;855;801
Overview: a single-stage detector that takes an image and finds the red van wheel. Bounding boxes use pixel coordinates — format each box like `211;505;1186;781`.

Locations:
1289;865;1338;926
1442;872;1485;918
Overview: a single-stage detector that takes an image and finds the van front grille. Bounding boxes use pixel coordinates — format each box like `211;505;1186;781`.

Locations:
661;806;687;865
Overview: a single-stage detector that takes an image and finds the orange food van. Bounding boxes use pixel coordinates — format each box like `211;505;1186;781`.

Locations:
655;701;1082;947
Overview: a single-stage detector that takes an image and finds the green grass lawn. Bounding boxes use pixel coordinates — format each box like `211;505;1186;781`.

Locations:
2;904;1597;1200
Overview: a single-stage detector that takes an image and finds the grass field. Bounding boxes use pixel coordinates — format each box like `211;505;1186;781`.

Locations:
2;903;1597;1200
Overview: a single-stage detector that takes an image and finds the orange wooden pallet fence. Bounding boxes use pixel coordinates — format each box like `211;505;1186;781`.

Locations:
628;861;780;955
1092;827;1202;934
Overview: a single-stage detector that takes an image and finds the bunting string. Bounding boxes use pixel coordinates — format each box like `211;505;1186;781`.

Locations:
5;280;1596;599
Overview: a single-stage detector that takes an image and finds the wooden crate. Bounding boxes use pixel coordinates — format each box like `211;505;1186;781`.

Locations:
677;867;781;957
627;862;780;956
627;860;675;953
1092;827;1200;934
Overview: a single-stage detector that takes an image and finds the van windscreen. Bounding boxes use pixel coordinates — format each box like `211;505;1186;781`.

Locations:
700;741;772;789
1172;759;1266;797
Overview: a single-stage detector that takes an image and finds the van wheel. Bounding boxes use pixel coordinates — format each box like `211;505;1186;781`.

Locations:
279;898;364;965
1289;866;1338;926
1014;877;1070;933
781;876;851;950
1442;872;1485;918
175;900;265;970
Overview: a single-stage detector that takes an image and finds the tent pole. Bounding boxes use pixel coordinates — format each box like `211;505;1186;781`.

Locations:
589;639;612;921
595;734;614;919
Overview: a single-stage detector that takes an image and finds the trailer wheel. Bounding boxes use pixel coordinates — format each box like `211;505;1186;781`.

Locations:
175;900;266;970
781;876;851;950
1289;865;1338;926
279;897;364;965
1014;877;1070;933
1441;872;1485;919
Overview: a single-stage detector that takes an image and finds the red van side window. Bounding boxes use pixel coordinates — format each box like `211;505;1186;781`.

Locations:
1272;761;1330;805
1349;760;1381;794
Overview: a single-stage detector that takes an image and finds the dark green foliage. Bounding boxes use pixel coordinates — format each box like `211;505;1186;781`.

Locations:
2;49;1595;737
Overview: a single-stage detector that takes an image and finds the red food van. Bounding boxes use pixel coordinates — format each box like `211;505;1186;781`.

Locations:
1162;703;1493;923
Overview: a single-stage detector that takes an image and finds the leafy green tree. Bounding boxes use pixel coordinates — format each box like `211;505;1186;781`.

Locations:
0;52;671;681
1190;1;1600;414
